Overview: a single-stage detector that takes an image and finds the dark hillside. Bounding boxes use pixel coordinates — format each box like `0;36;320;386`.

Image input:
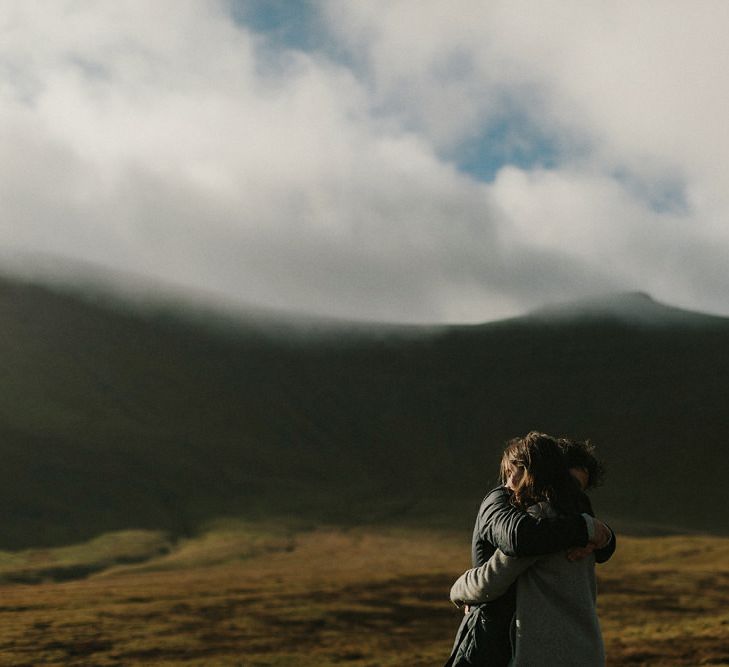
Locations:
0;277;727;548
434;313;729;533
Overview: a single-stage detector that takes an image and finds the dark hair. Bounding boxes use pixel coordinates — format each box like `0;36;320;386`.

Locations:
499;431;581;513
558;438;605;489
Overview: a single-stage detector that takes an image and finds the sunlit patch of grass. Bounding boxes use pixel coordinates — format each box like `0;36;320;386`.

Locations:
0;530;172;584
95;519;298;576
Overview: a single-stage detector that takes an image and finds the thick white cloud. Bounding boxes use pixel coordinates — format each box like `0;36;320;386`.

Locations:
2;1;729;322
322;0;729;317
0;1;501;321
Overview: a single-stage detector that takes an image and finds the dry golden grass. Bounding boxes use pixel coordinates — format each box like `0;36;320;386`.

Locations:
0;531;173;584
0;524;726;666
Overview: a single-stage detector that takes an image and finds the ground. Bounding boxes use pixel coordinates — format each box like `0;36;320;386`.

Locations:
0;523;727;666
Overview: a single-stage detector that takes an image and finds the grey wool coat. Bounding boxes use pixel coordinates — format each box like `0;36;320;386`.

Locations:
450;502;606;667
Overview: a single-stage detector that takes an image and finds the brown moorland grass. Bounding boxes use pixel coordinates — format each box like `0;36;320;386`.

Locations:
0;524;726;666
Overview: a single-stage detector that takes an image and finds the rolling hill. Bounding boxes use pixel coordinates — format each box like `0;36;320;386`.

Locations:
0;274;727;549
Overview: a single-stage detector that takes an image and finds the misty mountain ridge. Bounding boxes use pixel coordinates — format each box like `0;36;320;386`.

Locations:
0;270;727;549
0;254;444;341
3;252;723;333
524;291;728;327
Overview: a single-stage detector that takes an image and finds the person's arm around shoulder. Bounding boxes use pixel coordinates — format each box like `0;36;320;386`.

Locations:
450;549;538;607
477;486;591;557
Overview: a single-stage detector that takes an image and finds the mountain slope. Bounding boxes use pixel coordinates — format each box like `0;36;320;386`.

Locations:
1;278;727;548
526;290;725;326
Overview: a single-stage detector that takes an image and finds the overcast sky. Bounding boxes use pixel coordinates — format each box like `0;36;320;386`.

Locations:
2;0;729;323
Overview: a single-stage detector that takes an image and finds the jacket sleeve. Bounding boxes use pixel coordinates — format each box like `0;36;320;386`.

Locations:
594;526;616;563
476;487;589;558
575;492;616;564
450;550;538;606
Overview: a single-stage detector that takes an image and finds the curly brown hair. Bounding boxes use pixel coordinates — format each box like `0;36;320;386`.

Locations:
499;431;582;513
557;438;606;489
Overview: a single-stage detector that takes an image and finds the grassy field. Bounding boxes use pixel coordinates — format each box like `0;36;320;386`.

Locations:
0;522;726;666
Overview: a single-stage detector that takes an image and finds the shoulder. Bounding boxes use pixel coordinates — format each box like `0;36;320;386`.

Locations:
476;486;513;517
480;486;510;508
475;487;520;528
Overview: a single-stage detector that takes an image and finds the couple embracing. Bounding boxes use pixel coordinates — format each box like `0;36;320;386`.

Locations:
445;431;615;666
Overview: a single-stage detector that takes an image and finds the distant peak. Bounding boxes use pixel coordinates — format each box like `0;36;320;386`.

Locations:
572;291;658;310
526;292;724;326
621;291;654;302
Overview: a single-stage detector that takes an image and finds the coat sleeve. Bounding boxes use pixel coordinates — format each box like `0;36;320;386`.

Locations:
574;492;616;564
475;487;589;558
450;550;538;606
594;526;616;563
